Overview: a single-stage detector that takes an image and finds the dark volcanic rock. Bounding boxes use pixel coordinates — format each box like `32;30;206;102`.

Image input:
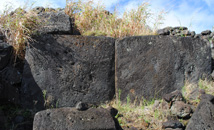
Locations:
170;101;192;118
0;110;6;129
201;30;211;35
0;42;13;70
162;120;183;129
163;90;183;103
0;79;20;105
32;6;45;14
21;35;115;111
172;27;188;30
0;43;21;105
33;107;116;130
115;35;211;102
75;101;88;111
157;28;170;35
38;11;78;34
190;31;196;37
186;94;214;130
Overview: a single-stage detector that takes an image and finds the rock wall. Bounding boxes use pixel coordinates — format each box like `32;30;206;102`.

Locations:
21;35;115;111
0;8;214;129
115;35;211;102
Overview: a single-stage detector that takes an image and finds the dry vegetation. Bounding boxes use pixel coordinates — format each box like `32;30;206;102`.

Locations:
101;79;214;130
65;0;165;38
0;0;165;58
102;90;171;130
0;6;42;60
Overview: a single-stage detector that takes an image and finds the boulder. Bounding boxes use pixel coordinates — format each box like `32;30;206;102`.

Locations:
0;34;4;41
0;66;22;85
115;36;211;102
32;7;45;14
21;35;115;111
157;28;170;35
75;101;88;111
0;42;13;70
180;30;191;36
190;31;196;37
38;11;79;34
33;107;116;130
172;27;188;30
163;90;183;103
170;101;192;118
186;94;214;130
201;30;211;35
162;120;183;129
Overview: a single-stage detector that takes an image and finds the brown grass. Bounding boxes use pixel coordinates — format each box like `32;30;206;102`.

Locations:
0;6;42;60
65;0;165;38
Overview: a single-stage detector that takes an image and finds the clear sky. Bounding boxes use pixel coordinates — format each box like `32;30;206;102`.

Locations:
0;0;213;33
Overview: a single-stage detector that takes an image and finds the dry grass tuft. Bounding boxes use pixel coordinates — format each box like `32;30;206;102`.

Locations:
198;79;214;95
65;0;165;38
0;5;42;60
102;91;171;130
182;79;214;106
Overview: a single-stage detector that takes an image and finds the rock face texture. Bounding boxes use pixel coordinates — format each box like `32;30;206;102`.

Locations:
170;101;192;118
0;42;21;105
33;107;116;130
21;35;115;111
0;42;12;70
38;11;80;35
116;35;211;102
186;94;214;130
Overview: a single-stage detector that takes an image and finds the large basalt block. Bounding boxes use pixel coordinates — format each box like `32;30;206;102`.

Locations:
21;35;115;111
115;36;211;102
33;107;116;130
38;11;79;34
186;94;214;130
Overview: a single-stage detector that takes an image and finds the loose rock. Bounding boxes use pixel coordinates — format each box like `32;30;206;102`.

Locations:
162;120;183;129
33;107;116;130
201;30;211;35
186;94;214;130
163;90;183;103
170;101;192;119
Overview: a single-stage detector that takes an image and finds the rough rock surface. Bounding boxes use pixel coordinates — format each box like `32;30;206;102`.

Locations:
170;101;192;118
157;26;191;37
38;11;79;34
21;35;115;111
186;94;214;130
116;35;211;102
0;42;13;70
0;79;20;105
162;120;183;129
163;90;183;103
0;110;6;129
0;43;21;105
33;107;116;130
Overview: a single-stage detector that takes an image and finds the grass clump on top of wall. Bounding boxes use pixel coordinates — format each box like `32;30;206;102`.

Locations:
65;0;165;38
0;5;42;60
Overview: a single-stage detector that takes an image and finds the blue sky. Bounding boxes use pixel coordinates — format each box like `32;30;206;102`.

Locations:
0;0;213;33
